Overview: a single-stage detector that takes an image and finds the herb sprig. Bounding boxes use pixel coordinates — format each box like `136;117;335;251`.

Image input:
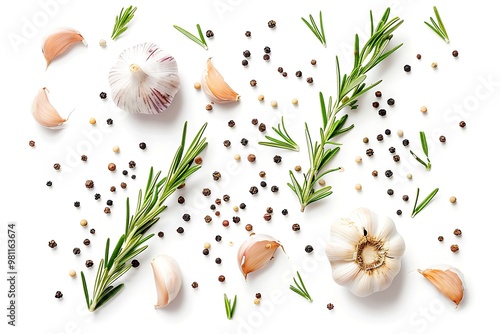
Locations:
410;131;432;170
424;6;449;43
289;271;313;302
223;294;237;319
111;6;137;40
411;187;439;218
288;8;403;212
258;116;300;152
81;122;208;312
302;11;326;47
173;24;208;50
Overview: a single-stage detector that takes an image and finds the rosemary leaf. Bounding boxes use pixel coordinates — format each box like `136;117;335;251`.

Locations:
289;271;313;302
258;117;300;151
82;122;208;312
173;24;208;50
411;188;439;218
302;11;327;47
410;131;431;170
424;6;449;43
111;6;137;40
224;294;237;319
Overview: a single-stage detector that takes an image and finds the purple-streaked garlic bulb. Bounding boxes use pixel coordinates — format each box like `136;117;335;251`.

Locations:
108;42;180;114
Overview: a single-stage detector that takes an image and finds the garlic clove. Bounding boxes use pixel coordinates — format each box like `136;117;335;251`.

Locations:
237;234;284;279
201;58;240;104
109;42;180;114
151;255;182;308
32;87;67;129
418;265;464;307
42;29;86;68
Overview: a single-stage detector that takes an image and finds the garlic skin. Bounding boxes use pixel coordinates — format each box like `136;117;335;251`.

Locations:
237;234;284;279
32;87;67;129
325;208;405;297
109;42;180;114
151;255;182;308
201;58;240;103
418;265;464;307
42;29;86;68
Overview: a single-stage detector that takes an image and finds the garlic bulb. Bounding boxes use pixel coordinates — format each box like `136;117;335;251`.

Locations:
42;29;86;68
418;265;464;307
108;42;180;114
201;58;240;103
32;87;67;129
325;208;405;297
237;234;284;279
151;255;182;308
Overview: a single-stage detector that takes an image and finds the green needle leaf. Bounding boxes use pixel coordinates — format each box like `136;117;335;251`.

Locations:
412;188;439;218
302;11;327;46
173;24;208;50
111;6;137;40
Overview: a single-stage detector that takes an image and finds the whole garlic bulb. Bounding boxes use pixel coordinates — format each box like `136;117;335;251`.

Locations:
151;254;182;308
108;42;180;114
325;208;405;297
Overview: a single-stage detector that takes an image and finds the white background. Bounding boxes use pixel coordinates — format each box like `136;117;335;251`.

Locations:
1;0;499;333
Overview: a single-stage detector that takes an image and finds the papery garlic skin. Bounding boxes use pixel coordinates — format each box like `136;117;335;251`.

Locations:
42;29;86;68
325;208;405;297
201;58;240;104
32;87;67;129
237;234;284;279
418;265;464;307
109;42;180;114
151;255;182;308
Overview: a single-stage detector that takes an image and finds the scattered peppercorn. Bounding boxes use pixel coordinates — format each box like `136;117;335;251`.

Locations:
393;155;400;162
438;236;444;242
459;121;466;128
74;201;80;208
263;213;272;221
120;182;127;189
396;210;402;216
258;123;267;132
240;203;247;209
305;245;314;253
104;207;111;214
73;247;81;255
282;209;288;215
450;196;457;204
85;180;94;189
81;155;87;162
450;244;459;253
327;303;334;310
271;185;279;192
94;193;101;200
255;292;262;299
204;215;212;224
273;155;282;164
366;148;374;157
362;137;369;144
268;20;276;28
376;134;384;141
263;54;270;61
431;62;438;68
80;219;87;227
212;171;222;181
240;138;249;146
99;92;107;99
260;181;267;187
210;204;216;210
232;216;240;224
139;142;146;150
385;129;391;135
389;147;396;153
248;154;256;162
245;30;251;37
416;54;422;59
205;30;214;38
452;50;459;57
85;260;94;268
387;189;394;196
306;77;313;84
55;291;63;299
378;109;387;116
215;235;222;242
372;170;378;177
245;224;253;231
404;64;411;72
157;231;164;238
295;70;302;77
402;195;409;201
355;183;362;191
277;67;283;73
54;163;61;170
387;98;395;106
243;50;251;57
29;140;36;147
250;79;257;87
282;72;288;77
108;163;116;171
202;188;211;197
215;257;222;265
223;194;230;202
106;118;113;125
46;181;52;187
375;91;382;97
249;186;258;195
385;170;393;178
131;259;140;268
218;275;226;282
439;135;446;143
241;59;248;66
223;140;231;148
292;223;300;231
372;101;379;108
48;240;57;248
454;229;462;236
402;139;409;146
176;227;184;234
110;186;116;192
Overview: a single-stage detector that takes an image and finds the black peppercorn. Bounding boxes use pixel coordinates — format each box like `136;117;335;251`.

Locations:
389;147;396;153
29;140;35;147
393;155;400;162
387;189;394;196
452;50;459;57
376;134;384;141
372;101;379;108
182;214;191;222
223;194;230;202
202;248;209;255
215;235;222;242
128;161;136;169
243;50;251;57
263;54;270;61
213;171;222;181
256;293;262;299
292;223;300;231
156;231;164;238
131;174;136;180
191;281;199;288
404;64;411;72
239;203;246;209
204;215;212;223
306;77;313;84
85;260;94;268
402;139;410;146
122;170;128;176
74;201;80;208
282;72;288;77
99;92;107;99
438;236;444;242
387;98;395;106
270;185;279;192
375;91;382;97
232;216;240;224
277;67;283;73
73;247;81;255
210;204;216;210
266;207;273;213
176;227;184;234
83;238;90;246
106;118;113;125
202;188;211;196
249;186;258;195
439;135;446;143
90;228;95;234
48;240;57;248
240;138;249;146
53;163;61;170
402;195;409;201
223;140;231;147
260;181;267;187
250;79;257;87
251;118;258;125
305;245;314;253
81;155;87;161
264;46;271;53
366;148;374;157
46;181;52;186
416;54;422;59
396;209;402;216
55;291;63;299
94;193;101;200
131;259;140;267
273;155;282;164
327;303;334;310
385;170;393;178
378;109;387;116
245;31;251;37
215;198;222;205
282;209;288;215
241;59;248;66
259;123;266;132
215;257;222;264
459;121;466;128
295;70;302;77
268;20;276;28
385;129;391;135
206;30;214;38
139;142;146;150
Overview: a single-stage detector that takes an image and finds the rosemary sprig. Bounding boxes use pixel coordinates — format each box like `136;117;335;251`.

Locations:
223;294;237;319
411;187;439;218
288;8;403;212
410;131;432;170
424;6;449;43
289;271;312;302
301;11;326;47
173;24;208;50
258;116;300;152
111;6;137;40
81;122;208;312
